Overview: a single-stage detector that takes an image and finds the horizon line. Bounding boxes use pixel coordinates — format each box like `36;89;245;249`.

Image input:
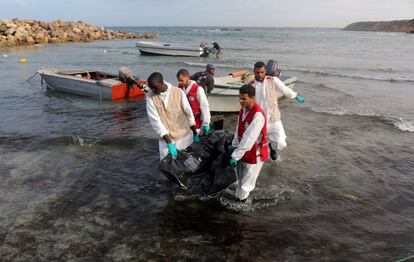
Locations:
104;25;343;29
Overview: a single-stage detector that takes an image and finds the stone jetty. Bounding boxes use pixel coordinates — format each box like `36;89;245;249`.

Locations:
0;19;159;48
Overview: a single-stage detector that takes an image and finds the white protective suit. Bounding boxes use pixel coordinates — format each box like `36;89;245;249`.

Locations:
253;77;297;151
146;82;196;160
231;108;265;200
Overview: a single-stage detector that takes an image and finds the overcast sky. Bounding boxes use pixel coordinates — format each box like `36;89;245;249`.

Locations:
1;0;413;27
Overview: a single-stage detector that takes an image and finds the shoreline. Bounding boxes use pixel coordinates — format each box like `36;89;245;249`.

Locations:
0;19;159;48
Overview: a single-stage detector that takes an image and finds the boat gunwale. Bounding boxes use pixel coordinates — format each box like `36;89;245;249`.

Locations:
38;69;118;88
212;76;297;90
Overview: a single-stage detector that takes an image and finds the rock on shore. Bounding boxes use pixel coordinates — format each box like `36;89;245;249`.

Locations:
0;19;159;48
343;19;414;33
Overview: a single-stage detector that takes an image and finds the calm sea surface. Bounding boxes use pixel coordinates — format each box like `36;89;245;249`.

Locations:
0;27;413;261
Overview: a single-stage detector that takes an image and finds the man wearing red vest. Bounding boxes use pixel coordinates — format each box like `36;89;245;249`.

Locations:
230;84;268;201
177;69;211;134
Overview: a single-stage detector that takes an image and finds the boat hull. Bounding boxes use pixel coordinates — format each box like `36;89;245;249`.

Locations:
136;41;205;57
38;68;145;100
208;75;297;112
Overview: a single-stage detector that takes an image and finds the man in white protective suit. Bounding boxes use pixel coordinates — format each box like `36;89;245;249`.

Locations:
248;61;304;161
145;72;200;160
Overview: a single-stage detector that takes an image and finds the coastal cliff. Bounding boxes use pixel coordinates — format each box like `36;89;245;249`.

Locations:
0;19;159;48
343;19;414;33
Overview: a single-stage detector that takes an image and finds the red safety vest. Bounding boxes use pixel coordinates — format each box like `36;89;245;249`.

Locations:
180;82;202;129
237;102;269;164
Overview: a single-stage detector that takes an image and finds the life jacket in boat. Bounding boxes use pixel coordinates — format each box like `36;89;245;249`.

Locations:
180;82;202;129
237;102;268;164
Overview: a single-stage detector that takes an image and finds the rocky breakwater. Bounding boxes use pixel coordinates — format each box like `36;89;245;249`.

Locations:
0;19;159;48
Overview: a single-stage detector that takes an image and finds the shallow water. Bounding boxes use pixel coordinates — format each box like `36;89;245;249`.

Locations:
0;27;413;261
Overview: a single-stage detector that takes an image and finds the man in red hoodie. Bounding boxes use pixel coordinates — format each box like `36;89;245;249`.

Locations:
230;84;268;201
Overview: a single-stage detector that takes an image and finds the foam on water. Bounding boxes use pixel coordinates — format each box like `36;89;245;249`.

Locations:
311;107;414;132
71;135;98;147
311;106;379;117
172;184;296;213
286;67;414;83
393;118;414;133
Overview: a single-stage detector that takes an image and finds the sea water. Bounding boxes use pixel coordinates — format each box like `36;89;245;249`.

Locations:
0;27;413;261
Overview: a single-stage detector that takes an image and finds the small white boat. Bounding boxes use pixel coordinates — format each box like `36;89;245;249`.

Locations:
208;72;297;112
136;41;211;57
38;68;146;100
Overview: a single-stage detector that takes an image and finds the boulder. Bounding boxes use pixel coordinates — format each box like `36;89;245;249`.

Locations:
0;36;6;47
72;27;81;34
77;23;86;32
14;31;26;42
56;20;65;28
34;32;46;42
25;19;36;26
6;23;17;28
6;35;16;46
16;27;29;38
26;36;35;45
0;24;7;33
38;22;49;30
5;27;16;35
56;30;66;40
50;30;58;37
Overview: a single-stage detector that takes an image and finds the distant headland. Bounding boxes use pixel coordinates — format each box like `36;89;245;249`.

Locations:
343;19;414;33
0;19;159;48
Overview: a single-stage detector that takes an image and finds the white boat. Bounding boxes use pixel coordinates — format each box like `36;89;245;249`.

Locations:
208;73;297;112
136;41;211;57
38;68;146;100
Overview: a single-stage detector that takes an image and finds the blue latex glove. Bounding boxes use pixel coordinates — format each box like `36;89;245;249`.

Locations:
230;158;237;167
296;95;304;103
202;124;210;134
193;134;200;143
167;143;178;158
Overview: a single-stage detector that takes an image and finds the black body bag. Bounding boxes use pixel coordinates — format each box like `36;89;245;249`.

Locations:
159;130;237;195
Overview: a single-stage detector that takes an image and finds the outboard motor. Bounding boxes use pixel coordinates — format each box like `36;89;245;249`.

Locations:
265;59;281;78
119;66;145;91
199;41;210;57
119;66;134;83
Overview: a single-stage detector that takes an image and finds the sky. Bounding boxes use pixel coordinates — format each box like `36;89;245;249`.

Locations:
0;0;413;28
